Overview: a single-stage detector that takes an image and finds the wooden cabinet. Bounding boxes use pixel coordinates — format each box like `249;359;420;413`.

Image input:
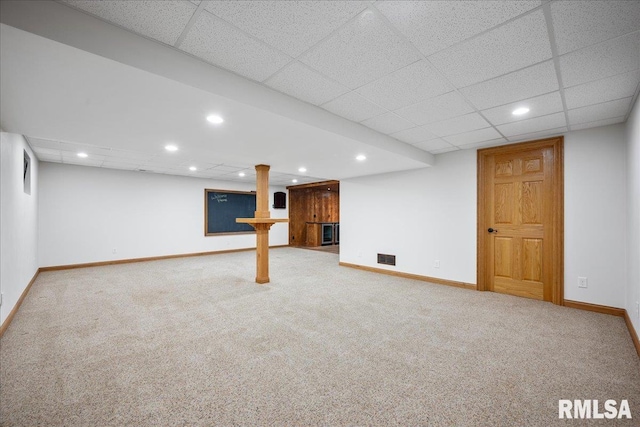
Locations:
288;180;339;246
305;222;339;247
306;223;322;247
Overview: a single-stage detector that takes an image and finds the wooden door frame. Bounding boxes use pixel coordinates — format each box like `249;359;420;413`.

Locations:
477;137;564;305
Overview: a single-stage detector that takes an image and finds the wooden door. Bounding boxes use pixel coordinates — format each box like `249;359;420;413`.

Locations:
477;137;563;304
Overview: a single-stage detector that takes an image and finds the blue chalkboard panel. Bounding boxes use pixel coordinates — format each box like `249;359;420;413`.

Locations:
205;189;256;235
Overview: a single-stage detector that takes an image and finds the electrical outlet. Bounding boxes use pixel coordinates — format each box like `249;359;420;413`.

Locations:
636;301;639;320
434;260;440;268
112;248;117;254
0;292;3;307
578;277;588;288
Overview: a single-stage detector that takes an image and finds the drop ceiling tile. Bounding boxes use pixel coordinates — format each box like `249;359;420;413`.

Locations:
108;149;155;161
570;116;626;131
288;176;322;185
35;153;62;163
355;60;453;110
497;112;566;137
61;156;105;168
423;113;491;138
26;137;61;150
180;162;211;171
298;9;421;88
429;10;551;88
31;147;63;157
567;97;632;125
188;162;224;171
145;154;191;166
376;0;540;56
139;166;171;174
204;1;369;57
460;61;559;110
390;126;438;145
457;138;509;151
413;138;453;152
361;113;414;134
63;152;106;162
507;126;567;143
551;0;640;55
177;165;212;175
444;127;503;146
200;166;227;173
102;156;145;166
166;169;196;178
559;32;640;88
199;169;229;178
61;0;197;45
180;11;292;82
209;165;246;173
564;70;640;110
395;91;474;125
265;62;349;105
58;142;114;157
220;173;251;182
321;91;387;122
101;161;142;171
430;146;460;155
481;92;564;126
175;166;198;174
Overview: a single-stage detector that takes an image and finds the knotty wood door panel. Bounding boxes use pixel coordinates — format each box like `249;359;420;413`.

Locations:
478;138;563;304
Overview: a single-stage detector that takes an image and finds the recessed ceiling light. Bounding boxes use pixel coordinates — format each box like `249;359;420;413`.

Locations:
292;179;298;183
77;152;88;158
512;107;530;116
356;154;366;161
189;166;197;171
298;167;307;173
206;114;224;124
165;144;178;152
239;172;245;177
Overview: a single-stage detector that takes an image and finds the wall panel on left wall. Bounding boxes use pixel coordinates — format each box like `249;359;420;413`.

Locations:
0;132;39;328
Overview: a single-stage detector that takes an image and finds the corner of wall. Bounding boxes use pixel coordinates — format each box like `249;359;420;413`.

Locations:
625;95;640;336
0;132;39;331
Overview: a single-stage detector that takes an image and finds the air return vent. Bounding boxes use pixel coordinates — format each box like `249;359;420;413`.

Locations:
377;253;396;266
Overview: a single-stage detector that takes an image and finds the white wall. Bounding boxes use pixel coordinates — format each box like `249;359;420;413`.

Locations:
341;149;477;284
0;132;39;326
38;163;288;267
564;124;627;307
341;125;629;308
626;97;640;332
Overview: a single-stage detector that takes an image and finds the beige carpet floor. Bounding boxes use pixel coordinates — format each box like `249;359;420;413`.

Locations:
300;244;340;254
1;247;638;426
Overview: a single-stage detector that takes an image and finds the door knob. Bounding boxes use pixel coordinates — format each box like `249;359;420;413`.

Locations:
488;228;498;233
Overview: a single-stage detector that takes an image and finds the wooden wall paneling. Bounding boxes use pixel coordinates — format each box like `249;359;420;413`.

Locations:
288;188;306;246
288;181;340;246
